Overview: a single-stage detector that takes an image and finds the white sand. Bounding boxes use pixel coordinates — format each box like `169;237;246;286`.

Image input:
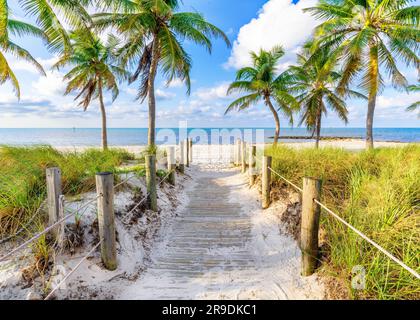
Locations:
0;139;413;300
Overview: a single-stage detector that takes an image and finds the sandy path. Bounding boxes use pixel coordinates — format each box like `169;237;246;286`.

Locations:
116;163;324;300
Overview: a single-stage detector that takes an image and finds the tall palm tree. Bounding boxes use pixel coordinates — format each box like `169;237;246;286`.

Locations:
225;46;296;145
93;0;230;148
1;0;46;98
54;30;129;150
306;0;419;149
287;44;366;148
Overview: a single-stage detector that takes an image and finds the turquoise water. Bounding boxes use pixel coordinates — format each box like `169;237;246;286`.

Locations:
0;128;418;146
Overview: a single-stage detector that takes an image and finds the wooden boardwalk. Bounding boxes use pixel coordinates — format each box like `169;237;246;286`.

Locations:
117;164;324;300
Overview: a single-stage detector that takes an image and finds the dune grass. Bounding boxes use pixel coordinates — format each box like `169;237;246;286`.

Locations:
0;146;135;239
265;144;420;300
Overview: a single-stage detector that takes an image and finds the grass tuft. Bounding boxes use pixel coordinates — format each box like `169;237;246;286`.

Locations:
266;144;420;300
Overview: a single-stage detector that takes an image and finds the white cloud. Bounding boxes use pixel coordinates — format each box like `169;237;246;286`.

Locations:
156;89;176;100
166;78;184;88
32;70;67;97
226;0;318;69
195;82;232;101
377;92;420;110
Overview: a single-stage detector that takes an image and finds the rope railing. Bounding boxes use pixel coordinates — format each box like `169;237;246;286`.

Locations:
44;240;103;300
0;170;165;263
0;196;100;263
124;170;173;219
266;165;420;280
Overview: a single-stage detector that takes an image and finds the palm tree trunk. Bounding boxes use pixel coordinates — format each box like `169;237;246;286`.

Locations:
366;91;376;150
98;79;108;151
265;96;280;145
147;37;160;149
315;112;322;149
366;45;379;150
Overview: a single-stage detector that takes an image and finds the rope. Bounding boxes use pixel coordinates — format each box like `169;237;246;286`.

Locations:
0;199;47;245
125;170;173;217
267;166;420;280
0;195;100;262
1;170;172;262
313;199;420;280
268;167;303;192
113;175;136;189
44;240;103;300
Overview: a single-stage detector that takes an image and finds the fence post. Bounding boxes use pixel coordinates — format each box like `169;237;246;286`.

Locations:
145;155;158;212
235;139;241;166
179;141;185;173
96;172;117;271
241;141;247;173
185;139;190;167
188;139;193;164
262;156;272;209
57;195;65;247
249;145;257;185
167;146;176;186
46;167;62;240
301;177;322;276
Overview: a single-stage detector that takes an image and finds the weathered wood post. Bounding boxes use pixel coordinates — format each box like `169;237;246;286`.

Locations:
262;156;272;209
167;146;176;186
46;167;62;240
301;177;322;276
241;141;247;173
57;195;65;247
96;172;117;270
235;138;241;166
185;139;190;167
179;141;185;174
188;138;193;164
249;145;257;185
145;155;158;212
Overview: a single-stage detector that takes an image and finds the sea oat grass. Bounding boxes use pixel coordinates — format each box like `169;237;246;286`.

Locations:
266;144;420;299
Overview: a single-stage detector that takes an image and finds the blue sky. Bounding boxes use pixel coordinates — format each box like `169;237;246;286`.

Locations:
0;0;419;129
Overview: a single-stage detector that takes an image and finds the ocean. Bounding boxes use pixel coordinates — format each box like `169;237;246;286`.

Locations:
0;128;418;146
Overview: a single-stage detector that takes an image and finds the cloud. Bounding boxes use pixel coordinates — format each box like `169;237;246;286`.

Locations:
31;70;67;97
226;0;318;69
156;89;176;101
166;78;185;88
195;82;232;101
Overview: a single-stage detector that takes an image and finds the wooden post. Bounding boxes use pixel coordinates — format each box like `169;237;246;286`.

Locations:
241;141;247;173
185;139;190;167
249;145;257;185
235;139;241;166
96;172;117;271
46;167;62;240
145;155;158;212
188;139;193;164
262;156;272;209
167;146;176;186
179;141;185;173
57;195;65;248
301;177;322;276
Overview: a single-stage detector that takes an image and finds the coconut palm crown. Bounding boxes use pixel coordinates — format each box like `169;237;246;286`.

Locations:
93;0;231;147
305;0;420;149
225;46;296;144
53;30;129;150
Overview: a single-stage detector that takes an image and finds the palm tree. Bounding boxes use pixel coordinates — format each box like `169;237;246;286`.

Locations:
1;1;46;98
17;0;92;52
54;30;129;150
225;46;296;145
306;0;419;149
93;0;230;148
287;44;366;148
406;84;420;117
